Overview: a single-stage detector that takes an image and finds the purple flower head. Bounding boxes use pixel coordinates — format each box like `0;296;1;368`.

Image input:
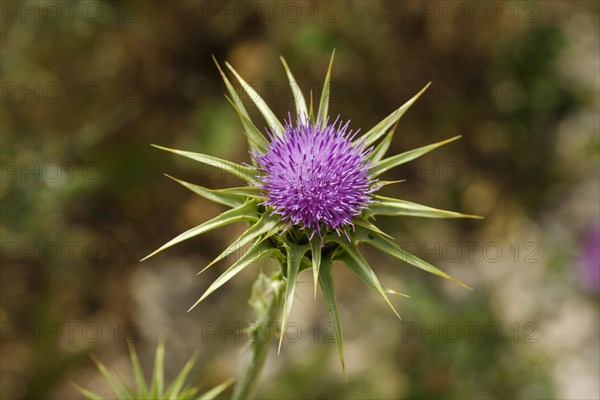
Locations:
577;227;600;292
254;116;375;240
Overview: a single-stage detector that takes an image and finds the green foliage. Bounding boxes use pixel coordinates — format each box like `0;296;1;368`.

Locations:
74;340;233;400
367;195;482;219
278;241;308;353
141;200;259;261
369;135;462;177
316;49;336;128
225;62;285;138
280;56;309;121
317;259;345;378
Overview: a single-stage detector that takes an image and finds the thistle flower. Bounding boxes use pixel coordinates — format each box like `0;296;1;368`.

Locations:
142;51;481;374
254;115;374;240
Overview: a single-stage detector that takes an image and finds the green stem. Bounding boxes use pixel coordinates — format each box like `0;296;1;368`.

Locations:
232;273;283;400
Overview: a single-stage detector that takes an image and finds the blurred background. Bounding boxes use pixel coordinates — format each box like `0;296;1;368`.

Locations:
1;1;599;399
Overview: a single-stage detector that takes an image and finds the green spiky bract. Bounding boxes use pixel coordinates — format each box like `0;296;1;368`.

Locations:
143;51;481;396
74;339;233;400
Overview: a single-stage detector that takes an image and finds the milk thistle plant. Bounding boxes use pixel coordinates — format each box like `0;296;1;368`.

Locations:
143;51;480;399
76;339;233;400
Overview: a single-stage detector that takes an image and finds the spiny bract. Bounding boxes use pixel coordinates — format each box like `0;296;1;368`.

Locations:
142;51;481;374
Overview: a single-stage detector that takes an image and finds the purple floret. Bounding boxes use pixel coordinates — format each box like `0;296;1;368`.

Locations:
253;116;375;240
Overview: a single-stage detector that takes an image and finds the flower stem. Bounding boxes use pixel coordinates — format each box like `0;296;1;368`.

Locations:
232;272;283;400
